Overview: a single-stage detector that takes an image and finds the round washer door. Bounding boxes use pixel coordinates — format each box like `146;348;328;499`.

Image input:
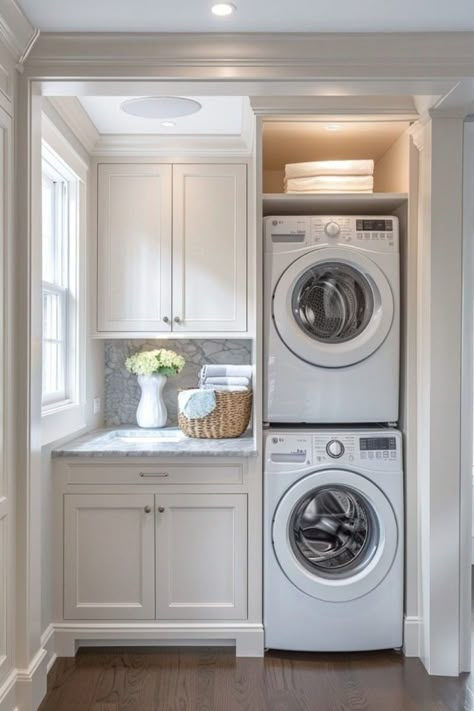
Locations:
273;248;394;367
272;469;398;602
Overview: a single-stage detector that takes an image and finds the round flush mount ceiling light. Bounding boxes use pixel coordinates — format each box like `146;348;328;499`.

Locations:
161;121;176;127
211;3;236;16
325;123;343;132
120;97;202;120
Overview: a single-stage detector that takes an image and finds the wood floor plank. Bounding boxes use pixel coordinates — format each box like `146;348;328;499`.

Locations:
37;647;474;711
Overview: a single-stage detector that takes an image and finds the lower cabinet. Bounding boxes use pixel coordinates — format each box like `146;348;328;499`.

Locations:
63;492;247;622
156;494;247;620
64;493;156;620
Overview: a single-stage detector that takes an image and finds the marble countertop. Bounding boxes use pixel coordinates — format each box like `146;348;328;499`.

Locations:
52;427;257;458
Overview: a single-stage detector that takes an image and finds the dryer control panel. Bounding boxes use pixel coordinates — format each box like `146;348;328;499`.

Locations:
265;215;399;253
265;429;402;472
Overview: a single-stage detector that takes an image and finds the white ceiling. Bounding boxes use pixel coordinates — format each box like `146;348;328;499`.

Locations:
78;96;245;135
17;0;474;32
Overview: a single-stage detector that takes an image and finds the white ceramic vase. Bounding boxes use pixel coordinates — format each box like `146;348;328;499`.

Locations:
136;373;167;428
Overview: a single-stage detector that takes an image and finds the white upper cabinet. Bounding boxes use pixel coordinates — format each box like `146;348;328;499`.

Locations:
97;163;172;332
96;162;248;335
172;164;247;332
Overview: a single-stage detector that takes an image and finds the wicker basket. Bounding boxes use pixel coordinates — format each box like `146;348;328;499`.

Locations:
178;388;253;439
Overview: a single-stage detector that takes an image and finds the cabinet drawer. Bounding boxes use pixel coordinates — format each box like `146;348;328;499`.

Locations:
65;461;244;486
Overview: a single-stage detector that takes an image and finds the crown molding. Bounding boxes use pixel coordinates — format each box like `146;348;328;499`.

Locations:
47;96;100;154
93;133;253;157
250;95;420;117
26;32;474;80
0;0;38;64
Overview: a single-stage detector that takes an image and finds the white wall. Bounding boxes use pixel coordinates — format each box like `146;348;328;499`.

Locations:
39;101;104;638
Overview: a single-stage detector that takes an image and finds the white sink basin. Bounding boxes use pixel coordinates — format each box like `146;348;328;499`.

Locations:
113;430;186;445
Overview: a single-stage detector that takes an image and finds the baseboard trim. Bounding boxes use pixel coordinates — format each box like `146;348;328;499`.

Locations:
40;625;57;674
404;615;422;657
0;670;18;711
51;622;265;658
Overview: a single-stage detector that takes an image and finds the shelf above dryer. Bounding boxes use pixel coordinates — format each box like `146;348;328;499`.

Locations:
262;193;409;217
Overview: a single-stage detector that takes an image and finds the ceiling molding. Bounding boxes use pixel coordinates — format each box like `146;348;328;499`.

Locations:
47;96;100;153
92;133;253;157
26;32;474;80
0;0;38;64
250;95;420;117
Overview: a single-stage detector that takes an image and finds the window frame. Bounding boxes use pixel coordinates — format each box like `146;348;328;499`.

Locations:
40;121;87;444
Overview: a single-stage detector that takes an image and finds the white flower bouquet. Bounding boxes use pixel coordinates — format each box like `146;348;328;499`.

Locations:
125;348;185;378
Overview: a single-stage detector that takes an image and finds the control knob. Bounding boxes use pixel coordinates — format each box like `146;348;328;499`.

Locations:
326;440;345;458
325;221;340;237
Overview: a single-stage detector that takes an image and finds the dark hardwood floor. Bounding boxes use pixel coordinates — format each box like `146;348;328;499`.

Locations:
38;647;474;711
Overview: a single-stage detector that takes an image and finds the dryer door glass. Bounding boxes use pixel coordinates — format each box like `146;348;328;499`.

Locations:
290;485;379;579
292;263;374;344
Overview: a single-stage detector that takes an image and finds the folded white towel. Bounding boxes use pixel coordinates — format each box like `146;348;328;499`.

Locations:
203;376;250;386
284;175;374;193
284;160;374;179
201;384;249;392
200;365;253;380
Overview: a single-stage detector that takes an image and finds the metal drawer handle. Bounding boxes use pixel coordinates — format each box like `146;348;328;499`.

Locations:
163;316;170;323
174;316;181;324
144;505;152;514
158;506;165;513
139;472;169;478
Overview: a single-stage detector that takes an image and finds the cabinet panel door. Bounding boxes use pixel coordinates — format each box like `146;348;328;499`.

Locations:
156;494;247;620
97;163;172;332
172;164;247;332
64;494;155;620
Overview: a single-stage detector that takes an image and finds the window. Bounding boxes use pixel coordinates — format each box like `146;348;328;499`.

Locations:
41;145;79;410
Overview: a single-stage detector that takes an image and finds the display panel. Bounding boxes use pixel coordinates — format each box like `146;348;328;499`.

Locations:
360;437;397;451
356;219;393;232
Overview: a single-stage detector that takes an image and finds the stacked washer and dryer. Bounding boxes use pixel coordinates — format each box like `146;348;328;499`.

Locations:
263;215;403;652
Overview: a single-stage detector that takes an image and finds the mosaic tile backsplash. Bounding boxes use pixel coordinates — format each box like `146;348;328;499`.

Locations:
104;339;252;427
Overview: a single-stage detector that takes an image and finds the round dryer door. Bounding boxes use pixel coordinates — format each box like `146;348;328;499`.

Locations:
272;248;394;367
272;469;398;602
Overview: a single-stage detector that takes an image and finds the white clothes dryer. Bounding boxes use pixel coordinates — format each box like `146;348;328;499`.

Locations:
264;427;403;651
264;215;400;423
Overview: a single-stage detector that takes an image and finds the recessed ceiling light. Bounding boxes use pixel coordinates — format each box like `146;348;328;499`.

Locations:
325;124;343;132
211;3;236;16
120;97;201;119
161;121;176;127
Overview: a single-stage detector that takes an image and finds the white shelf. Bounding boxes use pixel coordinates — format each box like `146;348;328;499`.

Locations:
262;192;408;216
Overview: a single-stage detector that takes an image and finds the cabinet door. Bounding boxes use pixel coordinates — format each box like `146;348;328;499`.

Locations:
64;494;155;620
156;494;247;620
97;163;172;332
172;164;247;332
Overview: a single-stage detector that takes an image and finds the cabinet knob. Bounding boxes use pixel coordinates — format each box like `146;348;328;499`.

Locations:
163;316;170;323
144;505;152;514
174;316;181;324
158;506;165;513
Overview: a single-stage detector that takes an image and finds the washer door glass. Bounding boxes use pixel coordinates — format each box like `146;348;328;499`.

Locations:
272;469;398;602
272;249;395;368
292;263;374;344
290;486;379;579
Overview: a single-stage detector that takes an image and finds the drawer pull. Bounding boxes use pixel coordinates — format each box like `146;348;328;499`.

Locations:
144;505;152;514
139;472;169;478
158;506;165;513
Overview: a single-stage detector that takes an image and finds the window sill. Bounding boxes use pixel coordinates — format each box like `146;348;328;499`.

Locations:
41;401;86;447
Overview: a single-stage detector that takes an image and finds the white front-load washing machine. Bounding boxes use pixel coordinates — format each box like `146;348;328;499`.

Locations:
264;215;400;423
264;428;403;651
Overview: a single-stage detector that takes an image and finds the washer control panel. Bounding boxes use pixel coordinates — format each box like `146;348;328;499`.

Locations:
265;215;399;253
266;430;402;472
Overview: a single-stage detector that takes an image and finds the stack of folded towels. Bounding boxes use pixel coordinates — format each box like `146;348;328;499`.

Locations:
283;159;374;194
199;364;252;392
178;365;253;420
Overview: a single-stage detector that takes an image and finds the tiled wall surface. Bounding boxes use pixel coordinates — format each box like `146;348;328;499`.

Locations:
104;339;252;426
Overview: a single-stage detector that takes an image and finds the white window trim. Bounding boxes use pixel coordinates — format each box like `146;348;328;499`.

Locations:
41;115;88;446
